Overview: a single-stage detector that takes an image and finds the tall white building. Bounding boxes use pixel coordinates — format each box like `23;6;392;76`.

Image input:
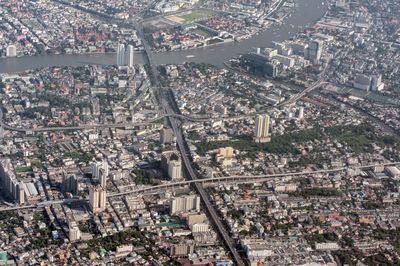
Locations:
170;195;201;215
298;107;304;119
92;161;108;188
168;160;182;180
69;223;81;242
6;45;17;57
254;114;270;143
89;185;107;213
126;45;134;68
117;43;125;67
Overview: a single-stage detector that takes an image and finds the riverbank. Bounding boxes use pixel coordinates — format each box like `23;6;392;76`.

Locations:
0;0;327;74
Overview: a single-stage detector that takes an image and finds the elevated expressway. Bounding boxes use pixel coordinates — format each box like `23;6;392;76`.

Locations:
1;161;397;211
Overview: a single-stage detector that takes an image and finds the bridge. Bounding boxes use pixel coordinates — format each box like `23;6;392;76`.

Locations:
1;161;397;212
108;161;400;197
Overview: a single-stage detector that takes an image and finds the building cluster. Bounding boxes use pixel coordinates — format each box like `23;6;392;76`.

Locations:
206;161;400;264
116;43;135;68
162;63;295;119
58;0;154;19
238;38;325;79
0;0;142;57
0;0;399;265
144;0;291;52
153;0;199;13
0;65;157;131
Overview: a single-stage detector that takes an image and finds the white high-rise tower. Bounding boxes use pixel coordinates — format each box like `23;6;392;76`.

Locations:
126;45;134;68
117;43;125;67
92;161;109;188
254;114;270;143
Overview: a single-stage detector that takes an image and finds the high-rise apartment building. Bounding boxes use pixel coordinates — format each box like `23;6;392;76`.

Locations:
168;160;182;180
61;171;78;195
254;114;270;143
89;185;107;213
92;161;108;188
170;195;201;215
126;45;134;68
117;43;125;67
161;151;180;173
68;222;81;242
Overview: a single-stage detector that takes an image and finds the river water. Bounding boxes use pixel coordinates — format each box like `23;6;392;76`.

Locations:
0;0;326;73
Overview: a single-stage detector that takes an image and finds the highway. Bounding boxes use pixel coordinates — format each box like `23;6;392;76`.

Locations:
0;105;208;133
136;22;246;266
1;161;398;213
108;161;400;197
279;80;326;107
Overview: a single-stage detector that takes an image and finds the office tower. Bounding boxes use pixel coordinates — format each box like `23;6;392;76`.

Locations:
92;161;108;188
168;160;182;180
126;45;134;68
306;40;322;63
170;195;201;215
89;184;107;213
160;128;174;144
254;114;270;143
6;45;17;57
116;43;125;67
61;171;78;195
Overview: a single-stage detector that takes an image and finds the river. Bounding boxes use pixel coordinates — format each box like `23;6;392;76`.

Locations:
0;0;326;73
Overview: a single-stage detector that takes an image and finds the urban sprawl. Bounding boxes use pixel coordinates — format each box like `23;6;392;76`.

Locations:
0;0;400;265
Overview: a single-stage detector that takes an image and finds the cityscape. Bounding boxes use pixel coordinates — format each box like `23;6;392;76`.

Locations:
0;0;400;265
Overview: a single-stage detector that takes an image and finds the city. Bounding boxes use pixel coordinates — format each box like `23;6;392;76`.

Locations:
0;0;400;265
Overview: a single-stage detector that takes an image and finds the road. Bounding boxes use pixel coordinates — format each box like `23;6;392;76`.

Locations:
0;104;208;133
1;161;398;212
136;22;247;266
279;80;326;107
108;161;400;197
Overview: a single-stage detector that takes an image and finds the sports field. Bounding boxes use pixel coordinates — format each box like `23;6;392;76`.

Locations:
176;10;215;24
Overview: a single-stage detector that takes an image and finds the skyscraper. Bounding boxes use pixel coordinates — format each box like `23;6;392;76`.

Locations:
17;183;25;205
254;114;270;143
92;161;108;188
89;184;107;213
126;45;134;68
168;160;182;180
61;171;78;195
117;43;125;67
